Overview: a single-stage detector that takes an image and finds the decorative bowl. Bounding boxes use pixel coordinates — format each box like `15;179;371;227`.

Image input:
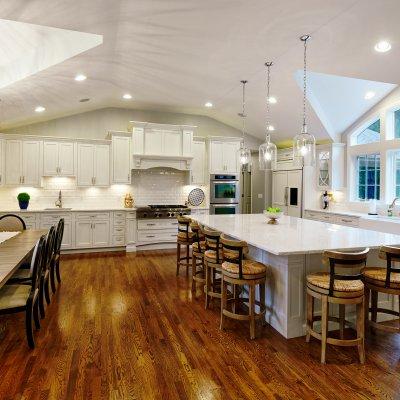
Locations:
263;210;284;224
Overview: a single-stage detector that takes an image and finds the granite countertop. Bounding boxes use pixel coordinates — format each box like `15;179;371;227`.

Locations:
191;213;400;256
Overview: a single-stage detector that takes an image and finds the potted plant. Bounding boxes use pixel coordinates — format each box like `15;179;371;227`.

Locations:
17;192;30;210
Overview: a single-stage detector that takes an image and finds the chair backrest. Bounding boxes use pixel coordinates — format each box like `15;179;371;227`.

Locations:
203;227;222;262
55;219;65;255
177;216;191;239
378;246;400;287
220;234;248;279
44;226;56;272
323;248;369;296
0;214;26;232
190;222;204;248
30;235;46;293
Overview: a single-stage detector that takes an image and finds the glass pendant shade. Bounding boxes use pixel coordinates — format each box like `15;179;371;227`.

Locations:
259;135;277;170
292;129;316;167
238;143;252;170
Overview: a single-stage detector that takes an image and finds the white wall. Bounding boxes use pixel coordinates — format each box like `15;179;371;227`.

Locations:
3;107;261;150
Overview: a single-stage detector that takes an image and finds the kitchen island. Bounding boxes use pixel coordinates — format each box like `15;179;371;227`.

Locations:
190;213;400;338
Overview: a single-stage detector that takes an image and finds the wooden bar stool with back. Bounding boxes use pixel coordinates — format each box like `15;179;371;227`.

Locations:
176;216;193;276
306;248;369;364
363;246;400;333
219;234;267;339
190;222;206;292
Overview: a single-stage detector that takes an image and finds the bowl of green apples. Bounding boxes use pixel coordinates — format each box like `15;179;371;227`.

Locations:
263;207;283;224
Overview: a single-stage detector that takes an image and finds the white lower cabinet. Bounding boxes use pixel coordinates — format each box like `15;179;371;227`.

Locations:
92;220;110;247
75;212;110;248
75;221;93;248
126;212;137;245
40;213;73;249
303;210;360;227
137;218;178;245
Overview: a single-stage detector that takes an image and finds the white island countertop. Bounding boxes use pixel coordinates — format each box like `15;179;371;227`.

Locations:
191;214;400;256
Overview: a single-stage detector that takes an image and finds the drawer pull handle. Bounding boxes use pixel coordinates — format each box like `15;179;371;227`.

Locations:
146;223;156;226
341;219;353;223
146;235;155;238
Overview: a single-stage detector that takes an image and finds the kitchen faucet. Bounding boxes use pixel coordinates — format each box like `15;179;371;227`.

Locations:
388;197;399;216
55;190;62;208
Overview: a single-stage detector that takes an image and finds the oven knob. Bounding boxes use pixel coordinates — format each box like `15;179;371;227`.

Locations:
155;212;161;218
169;212;174;217
143;212;147;218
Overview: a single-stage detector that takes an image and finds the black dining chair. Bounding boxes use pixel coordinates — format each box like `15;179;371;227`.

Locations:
0;235;45;348
50;219;64;293
0;214;26;232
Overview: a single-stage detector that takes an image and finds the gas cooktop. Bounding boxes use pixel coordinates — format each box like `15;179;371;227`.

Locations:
136;204;190;219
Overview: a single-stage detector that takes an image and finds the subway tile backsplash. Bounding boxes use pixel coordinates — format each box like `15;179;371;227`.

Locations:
0;168;208;209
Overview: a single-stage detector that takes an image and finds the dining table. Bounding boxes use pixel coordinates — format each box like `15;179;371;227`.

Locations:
0;229;47;288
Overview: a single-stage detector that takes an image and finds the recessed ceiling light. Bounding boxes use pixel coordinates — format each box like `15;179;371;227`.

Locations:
204;102;213;108
268;125;275;131
123;93;132;100
75;74;87;81
35;106;45;113
268;96;277;104
364;91;376;100
374;40;391;53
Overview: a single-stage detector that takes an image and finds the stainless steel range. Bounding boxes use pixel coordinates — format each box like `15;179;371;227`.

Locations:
136;204;190;219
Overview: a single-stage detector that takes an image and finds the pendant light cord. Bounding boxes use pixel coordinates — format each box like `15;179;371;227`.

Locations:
301;35;310;134
240;80;247;145
265;62;273;142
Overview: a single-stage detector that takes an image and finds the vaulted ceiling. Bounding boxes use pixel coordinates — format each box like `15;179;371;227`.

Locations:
0;0;399;142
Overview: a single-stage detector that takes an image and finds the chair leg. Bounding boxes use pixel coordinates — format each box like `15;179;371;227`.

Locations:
321;295;329;364
339;304;345;339
306;292;314;343
356;298;366;364
191;255;196;292
232;284;237;313
39;284;45;320
33;298;41;330
364;286;370;328
220;276;227;330
186;245;190;275
176;243;181;276
44;277;51;305
56;259;61;284
205;262;210;310
25;300;35;349
50;263;56;294
249;284;256;340
260;283;267;327
371;290;378;333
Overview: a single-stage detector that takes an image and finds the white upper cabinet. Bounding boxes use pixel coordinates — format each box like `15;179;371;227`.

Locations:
191;140;206;185
111;134;131;184
5;139;41;186
209;139;241;174
43;140;74;176
77;143;110;187
316;143;346;190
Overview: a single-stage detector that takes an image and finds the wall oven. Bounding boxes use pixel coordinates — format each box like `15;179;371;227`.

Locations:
210;174;240;204
210;204;239;215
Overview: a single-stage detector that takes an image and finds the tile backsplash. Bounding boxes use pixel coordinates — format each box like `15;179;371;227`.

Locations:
0;168;208;209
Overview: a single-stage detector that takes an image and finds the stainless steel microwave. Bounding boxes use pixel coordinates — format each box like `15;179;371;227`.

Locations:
210;174;240;204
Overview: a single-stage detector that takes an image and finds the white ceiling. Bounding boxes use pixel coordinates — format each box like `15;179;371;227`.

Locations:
0;0;400;142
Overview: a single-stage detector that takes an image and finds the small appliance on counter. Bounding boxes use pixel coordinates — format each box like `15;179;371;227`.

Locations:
210;174;240;214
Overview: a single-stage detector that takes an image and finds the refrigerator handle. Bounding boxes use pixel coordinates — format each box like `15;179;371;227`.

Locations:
284;186;289;206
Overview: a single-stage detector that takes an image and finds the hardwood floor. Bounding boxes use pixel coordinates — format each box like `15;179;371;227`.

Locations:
0;250;399;399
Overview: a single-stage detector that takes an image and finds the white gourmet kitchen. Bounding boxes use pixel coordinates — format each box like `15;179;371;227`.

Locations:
1;2;400;399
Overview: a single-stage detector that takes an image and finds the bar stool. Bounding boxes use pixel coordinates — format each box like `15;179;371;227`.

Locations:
203;228;224;309
363;246;400;333
176;216;193;276
190;222;206;292
306;248;369;364
219;235;267;339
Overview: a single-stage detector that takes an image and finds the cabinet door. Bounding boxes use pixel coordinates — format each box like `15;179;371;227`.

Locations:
182;130;193;157
43;141;59;176
77;144;94;186
75;221;93;248
5;140;22;185
209;141;224;173
145;130;163;155
126;218;137;244
112;136;131;184
92;220;110;247
58;142;74;176
223;142;240;174
163;131;181;156
272;171;288;209
191;141;206;184
94;145;110;186
22;140;41;186
41;221;73;249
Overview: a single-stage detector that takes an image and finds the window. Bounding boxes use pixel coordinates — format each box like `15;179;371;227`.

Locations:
394;109;400;139
396;152;400;197
355;119;380;145
356;154;380;200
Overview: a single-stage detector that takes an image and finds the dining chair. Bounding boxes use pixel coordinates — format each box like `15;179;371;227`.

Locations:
0;214;26;232
50;219;64;293
0;235;45;348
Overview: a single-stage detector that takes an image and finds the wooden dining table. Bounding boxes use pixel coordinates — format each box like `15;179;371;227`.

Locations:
0;230;47;289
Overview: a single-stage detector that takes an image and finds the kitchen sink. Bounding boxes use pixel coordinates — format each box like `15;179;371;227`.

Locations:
43;207;72;211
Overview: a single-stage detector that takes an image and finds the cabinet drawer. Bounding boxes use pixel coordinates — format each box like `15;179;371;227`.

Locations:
126;211;136;219
113;235;126;246
318;214;334;222
17;213;37;222
335;215;359;227
75;212;110;220
113;218;126;227
113;226;125;235
41;213;71;223
137;219;179;230
137;229;177;243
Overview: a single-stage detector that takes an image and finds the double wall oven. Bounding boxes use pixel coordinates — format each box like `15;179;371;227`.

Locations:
210;174;240;214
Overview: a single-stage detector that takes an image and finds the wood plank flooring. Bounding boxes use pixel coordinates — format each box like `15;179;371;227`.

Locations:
0;250;399;399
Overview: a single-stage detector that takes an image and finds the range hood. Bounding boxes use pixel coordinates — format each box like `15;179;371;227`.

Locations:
130;120;196;171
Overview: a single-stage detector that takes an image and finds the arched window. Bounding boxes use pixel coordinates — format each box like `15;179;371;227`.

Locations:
353;119;380;145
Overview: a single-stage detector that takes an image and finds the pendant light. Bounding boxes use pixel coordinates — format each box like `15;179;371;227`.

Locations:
238;80;252;171
293;34;316;167
259;62;277;170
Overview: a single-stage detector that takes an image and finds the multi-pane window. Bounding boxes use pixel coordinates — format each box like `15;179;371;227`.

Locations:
355;119;380;145
395;152;400;197
394;109;400;139
357;154;380;200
